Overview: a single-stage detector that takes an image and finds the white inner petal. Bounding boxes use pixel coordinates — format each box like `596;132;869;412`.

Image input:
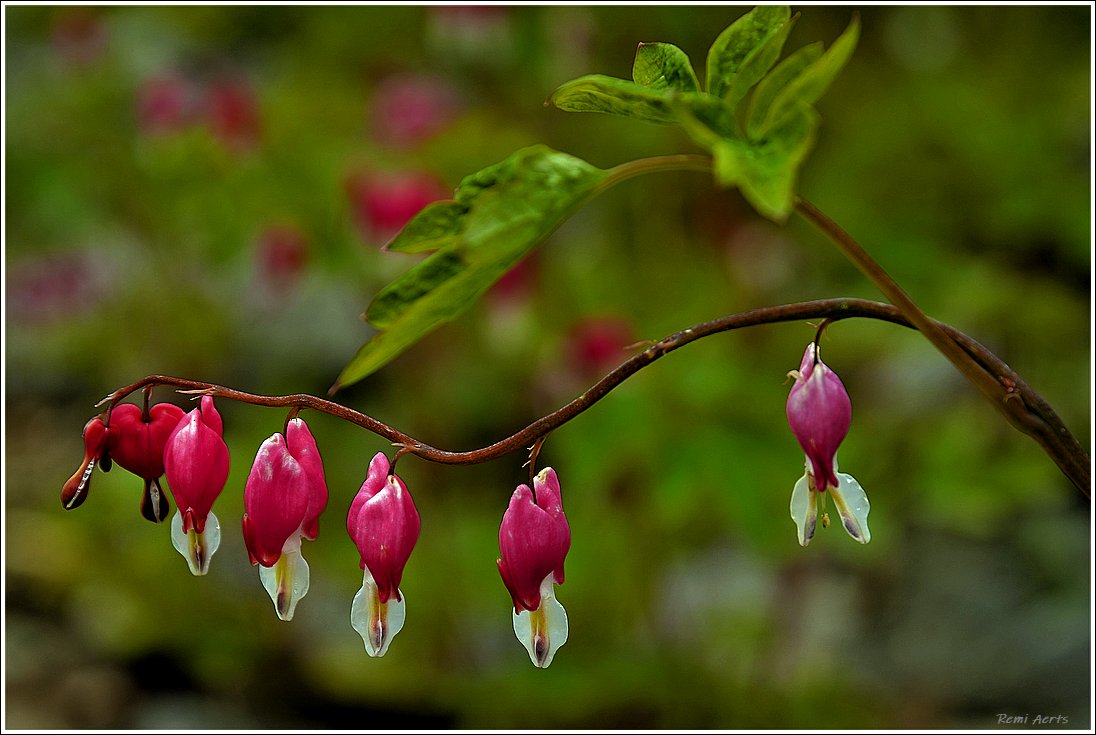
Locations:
789;473;818;547
259;544;310;621
511;574;568;668
170;510;221;576
351;568;406;657
831;472;871;544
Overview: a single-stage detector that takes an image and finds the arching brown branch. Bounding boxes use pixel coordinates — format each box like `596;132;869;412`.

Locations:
98;298;1089;496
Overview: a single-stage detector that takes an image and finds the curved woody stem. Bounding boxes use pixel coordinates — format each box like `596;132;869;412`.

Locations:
794;199;1089;497
98;298;1089;496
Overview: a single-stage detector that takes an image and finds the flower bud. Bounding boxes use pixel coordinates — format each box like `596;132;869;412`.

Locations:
242;418;328;621
163;395;230;575
346;452;421;657
786;343;851;493
497;467;570;668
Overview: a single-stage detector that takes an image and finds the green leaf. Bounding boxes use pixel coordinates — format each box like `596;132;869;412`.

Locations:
746;42;823;140
756;14;860;137
632;42;700;93
547;74;677;123
723;13;798;109
714;105;819;222
333;146;606;391
384;201;466;254
706;5;790;100
671;93;738;145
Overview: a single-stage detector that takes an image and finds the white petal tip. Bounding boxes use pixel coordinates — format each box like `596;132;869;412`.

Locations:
170;510;221;575
513;577;568;668
790;474;817;547
351;570;406;657
832;472;871;545
259;546;310;621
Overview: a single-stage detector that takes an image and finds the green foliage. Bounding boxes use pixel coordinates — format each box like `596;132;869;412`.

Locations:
547;74;679;124
547;6;860;222
705;5;792;104
750;16;860;139
632;42;700;93
334;145;606;391
712;107;819;221
350;6;861;387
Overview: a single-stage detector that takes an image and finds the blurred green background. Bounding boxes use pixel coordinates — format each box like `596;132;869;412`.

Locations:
4;5;1091;729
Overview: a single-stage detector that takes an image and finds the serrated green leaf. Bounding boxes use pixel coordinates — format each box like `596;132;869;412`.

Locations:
632;42;700;93
706;5;790;100
333;146;606;391
723;13;797;109
384;200;466;253
746;42;823;140
758;14;860;138
714;105;818;222
547;74;677;123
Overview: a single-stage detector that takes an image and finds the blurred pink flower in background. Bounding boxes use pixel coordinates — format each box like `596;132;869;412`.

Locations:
8;252;106;325
345;169;450;245
136;72;194;135
256;225;310;292
487;254;539;308
49;7;106;67
205;77;262;151
566;315;637;381
370;72;461;149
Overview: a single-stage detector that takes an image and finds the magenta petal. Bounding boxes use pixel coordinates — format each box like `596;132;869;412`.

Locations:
786;344;851;491
285;418;328;538
198;395;223;435
108;403;185;482
346;454;421;604
163;399;230;534
243;433;311;567
498;472;570;613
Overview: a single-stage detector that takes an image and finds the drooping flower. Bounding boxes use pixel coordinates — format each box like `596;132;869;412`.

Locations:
497;467;571;668
786;342;870;546
107;402;186;523
346;452;421;657
242;418;328;621
61;415;112;511
163;395;231;575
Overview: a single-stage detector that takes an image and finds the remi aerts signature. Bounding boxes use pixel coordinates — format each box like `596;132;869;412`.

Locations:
996;714;1070;726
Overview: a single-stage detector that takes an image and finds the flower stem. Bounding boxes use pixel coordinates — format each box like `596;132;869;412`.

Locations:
98;298;1089;496
794;198;1089;497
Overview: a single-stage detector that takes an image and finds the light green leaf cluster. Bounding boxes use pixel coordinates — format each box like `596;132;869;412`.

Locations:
549;6;859;222
333;146;606;390
338;7;859;388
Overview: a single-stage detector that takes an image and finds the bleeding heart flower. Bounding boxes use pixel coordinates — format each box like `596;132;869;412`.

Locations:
497;467;571;668
346;452;421;657
242;417;328;621
163;395;231;575
107;402;186;523
786;342;870;546
61;416;112;512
